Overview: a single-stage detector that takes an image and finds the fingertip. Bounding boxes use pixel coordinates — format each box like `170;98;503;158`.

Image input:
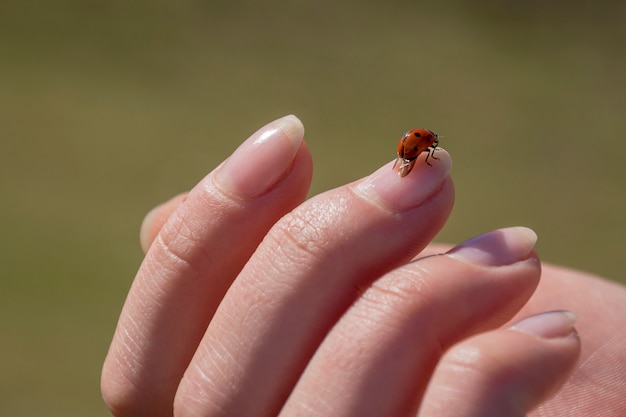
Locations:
139;206;159;253
353;149;452;212
213;115;305;199
421;320;581;417
509;310;578;340
278;114;305;151
447;227;538;267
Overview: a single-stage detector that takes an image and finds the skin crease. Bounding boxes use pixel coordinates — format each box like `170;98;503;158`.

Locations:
139;198;626;417
102;117;625;417
421;247;626;417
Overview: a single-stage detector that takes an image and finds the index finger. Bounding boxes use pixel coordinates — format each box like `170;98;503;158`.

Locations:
102;115;313;416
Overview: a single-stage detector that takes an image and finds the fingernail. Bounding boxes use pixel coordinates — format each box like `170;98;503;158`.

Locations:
214;115;304;198
139;205;159;253
510;310;578;339
352;149;452;211
447;227;537;266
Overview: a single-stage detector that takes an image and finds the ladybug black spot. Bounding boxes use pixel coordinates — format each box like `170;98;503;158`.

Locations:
413;132;421;137
413;146;418;151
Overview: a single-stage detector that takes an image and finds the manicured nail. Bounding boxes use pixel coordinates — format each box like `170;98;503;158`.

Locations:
447;227;537;266
214;115;304;198
352;149;452;211
139;205;160;253
510;311;578;339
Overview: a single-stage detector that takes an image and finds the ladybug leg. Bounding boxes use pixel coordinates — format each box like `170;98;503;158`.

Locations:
424;149;434;166
393;157;409;174
424;147;439;166
399;159;416;177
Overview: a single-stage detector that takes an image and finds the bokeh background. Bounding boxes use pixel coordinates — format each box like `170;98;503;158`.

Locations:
1;1;624;415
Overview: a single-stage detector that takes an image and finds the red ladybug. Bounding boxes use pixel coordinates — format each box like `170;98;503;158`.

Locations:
393;128;439;177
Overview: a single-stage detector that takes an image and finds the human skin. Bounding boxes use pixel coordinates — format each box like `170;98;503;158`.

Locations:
419;245;626;417
101;115;625;416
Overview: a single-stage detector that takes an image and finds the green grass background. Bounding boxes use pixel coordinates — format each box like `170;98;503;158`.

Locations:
1;1;624;415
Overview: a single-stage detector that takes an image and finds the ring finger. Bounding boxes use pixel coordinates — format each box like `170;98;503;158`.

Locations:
280;227;542;416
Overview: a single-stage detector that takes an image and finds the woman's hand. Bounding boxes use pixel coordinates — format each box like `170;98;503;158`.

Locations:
102;116;588;416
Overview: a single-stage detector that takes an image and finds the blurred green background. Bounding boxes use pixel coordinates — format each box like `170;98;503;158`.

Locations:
1;1;624;415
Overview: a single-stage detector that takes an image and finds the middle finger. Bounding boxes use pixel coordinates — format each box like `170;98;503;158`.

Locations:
175;151;454;416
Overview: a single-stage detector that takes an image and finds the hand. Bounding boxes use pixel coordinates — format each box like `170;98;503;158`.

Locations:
419;243;626;417
517;263;626;416
102;116;595;416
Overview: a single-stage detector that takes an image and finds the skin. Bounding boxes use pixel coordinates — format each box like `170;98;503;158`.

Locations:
101;115;626;417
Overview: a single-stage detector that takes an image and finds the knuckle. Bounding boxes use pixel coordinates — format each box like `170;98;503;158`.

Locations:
366;266;434;309
268;197;350;266
153;209;214;279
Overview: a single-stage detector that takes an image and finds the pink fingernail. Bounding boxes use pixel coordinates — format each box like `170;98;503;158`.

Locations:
214;115;304;198
139;205;160;253
510;311;578;339
352;149;452;211
447;227;538;266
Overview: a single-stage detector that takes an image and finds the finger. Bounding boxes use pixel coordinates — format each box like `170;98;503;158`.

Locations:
174;150;455;416
102;115;313;417
419;311;581;417
514;264;626;417
139;192;189;253
281;227;542;417
418;242;452;258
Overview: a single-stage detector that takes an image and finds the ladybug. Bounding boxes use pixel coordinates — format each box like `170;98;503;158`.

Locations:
393;128;439;177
